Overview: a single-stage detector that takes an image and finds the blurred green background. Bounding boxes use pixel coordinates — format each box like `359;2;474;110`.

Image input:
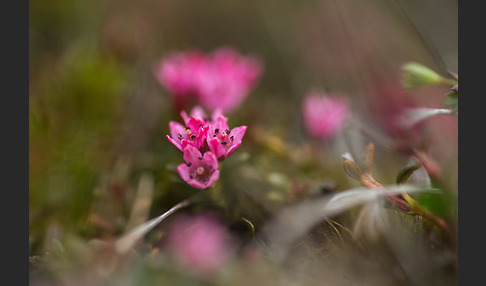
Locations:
29;0;457;284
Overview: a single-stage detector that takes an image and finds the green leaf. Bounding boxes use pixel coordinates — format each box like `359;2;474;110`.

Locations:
416;192;453;219
396;161;422;184
442;96;458;113
402;62;450;90
416;177;457;219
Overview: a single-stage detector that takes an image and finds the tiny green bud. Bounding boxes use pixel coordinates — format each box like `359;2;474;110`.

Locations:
402;62;448;90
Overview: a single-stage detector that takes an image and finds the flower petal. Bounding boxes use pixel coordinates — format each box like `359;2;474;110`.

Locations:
186;179;208;189
228;126;247;143
187;117;205;132
167;135;182;151
182;144;203;164
205;169;220;188
225;142;242;158
203;151;220;169
211;115;229;134
208;138;226;159
226;125;247;156
169;121;186;141
177;163;192;183
180;111;190;125
190;106;208;121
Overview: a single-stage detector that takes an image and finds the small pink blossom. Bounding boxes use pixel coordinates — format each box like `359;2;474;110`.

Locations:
167;115;209;152
167;107;245;187
207;113;247;160
177;144;220;189
167;214;234;275
154;51;206;111
197;48;263;113
169;106;247;160
302;90;350;140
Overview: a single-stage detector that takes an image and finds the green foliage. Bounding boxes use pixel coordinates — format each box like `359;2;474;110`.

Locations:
418;177;457;219
443;88;458;114
415;191;455;221
29;44;129;244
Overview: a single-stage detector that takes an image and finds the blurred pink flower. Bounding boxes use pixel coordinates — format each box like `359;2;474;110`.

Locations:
154;51;206;111
177;144;220;189
167;214;233;275
155;48;263;114
364;77;424;154
302;90;350;140
197;48;263;114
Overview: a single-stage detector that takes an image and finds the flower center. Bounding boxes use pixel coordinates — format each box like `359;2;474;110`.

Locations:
212;128;234;150
190;164;214;184
196;166;205;176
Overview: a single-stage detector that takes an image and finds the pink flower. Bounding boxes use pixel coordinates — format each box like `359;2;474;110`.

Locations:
166;214;234;275
302;90;350;140
167;106;245;188
170;106;247;160
167;115;209;152
155;48;263;114
177;144;220;189
154;51;206;111
364;77;424;154
207;113;247;160
197;47;263;114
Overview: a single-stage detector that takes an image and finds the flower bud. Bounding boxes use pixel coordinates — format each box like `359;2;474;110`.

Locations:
301;90;350;140
401;62;447;90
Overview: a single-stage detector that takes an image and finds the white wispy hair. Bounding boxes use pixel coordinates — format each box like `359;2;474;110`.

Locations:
400;107;456;127
262;184;438;263
114;199;192;255
341;152;355;162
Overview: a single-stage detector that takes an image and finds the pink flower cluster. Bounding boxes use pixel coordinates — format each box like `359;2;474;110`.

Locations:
154;47;263;114
166;214;234;276
302;90;350;140
167;106;247;189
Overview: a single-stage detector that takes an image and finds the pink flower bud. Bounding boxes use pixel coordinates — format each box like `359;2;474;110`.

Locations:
302;90;350;140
